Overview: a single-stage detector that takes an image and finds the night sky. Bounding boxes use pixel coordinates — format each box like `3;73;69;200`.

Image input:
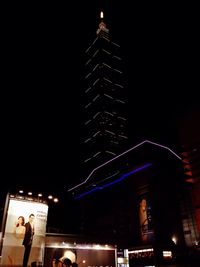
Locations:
1;2;199;203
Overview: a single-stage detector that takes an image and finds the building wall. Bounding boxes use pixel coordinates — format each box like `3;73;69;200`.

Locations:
75;151;186;252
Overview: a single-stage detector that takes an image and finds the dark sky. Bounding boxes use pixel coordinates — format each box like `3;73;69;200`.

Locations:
1;1;199;196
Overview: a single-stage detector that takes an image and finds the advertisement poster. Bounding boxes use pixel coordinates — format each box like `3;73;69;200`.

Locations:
138;194;154;242
44;247;116;267
1;198;48;267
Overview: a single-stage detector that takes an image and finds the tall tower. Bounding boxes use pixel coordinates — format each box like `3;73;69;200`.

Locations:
80;12;128;177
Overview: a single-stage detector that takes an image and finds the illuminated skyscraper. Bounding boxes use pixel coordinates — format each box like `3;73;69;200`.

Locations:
81;12;128;176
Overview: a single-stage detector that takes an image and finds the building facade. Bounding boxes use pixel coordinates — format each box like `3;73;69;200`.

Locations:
69;140;200;265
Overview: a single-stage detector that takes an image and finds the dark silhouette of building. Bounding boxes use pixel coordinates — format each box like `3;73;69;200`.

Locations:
69;139;200;265
80;12;128;178
69;136;200;266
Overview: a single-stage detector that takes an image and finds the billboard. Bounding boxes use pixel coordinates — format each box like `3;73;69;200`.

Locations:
44;247;116;267
138;194;154;242
1;198;48;267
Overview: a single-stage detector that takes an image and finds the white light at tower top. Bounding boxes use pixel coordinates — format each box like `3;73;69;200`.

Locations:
100;11;104;19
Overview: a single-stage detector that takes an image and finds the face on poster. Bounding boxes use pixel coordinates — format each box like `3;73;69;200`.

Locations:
1;198;48;266
44;247;116;267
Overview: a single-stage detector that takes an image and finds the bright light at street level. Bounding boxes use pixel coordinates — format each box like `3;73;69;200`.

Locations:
10;190;59;205
53;198;59;203
172;236;177;244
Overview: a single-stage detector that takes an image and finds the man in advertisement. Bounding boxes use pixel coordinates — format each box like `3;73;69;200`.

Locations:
22;213;35;267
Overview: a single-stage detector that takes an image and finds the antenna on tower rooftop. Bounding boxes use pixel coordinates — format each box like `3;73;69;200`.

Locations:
97;10;108;34
100;11;104;19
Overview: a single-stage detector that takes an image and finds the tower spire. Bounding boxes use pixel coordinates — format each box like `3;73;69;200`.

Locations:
97;10;109;36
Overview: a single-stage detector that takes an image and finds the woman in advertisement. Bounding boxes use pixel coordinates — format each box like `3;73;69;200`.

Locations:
4;215;26;266
13;215;26;243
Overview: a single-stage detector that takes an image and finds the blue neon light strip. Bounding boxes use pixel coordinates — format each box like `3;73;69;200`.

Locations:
68;139;181;193
74;163;152;199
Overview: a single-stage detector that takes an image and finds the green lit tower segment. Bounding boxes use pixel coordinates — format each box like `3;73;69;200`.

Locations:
82;11;128;174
